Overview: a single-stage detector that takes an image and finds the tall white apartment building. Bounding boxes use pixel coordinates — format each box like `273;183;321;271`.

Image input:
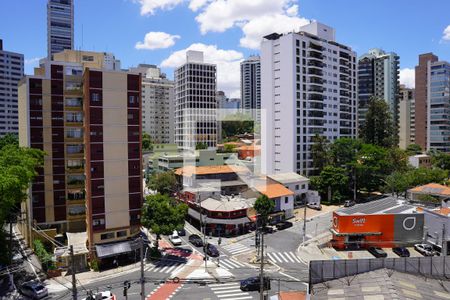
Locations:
261;22;357;176
175;51;217;149
130;64;174;143
47;0;74;58
0;39;24;136
241;55;261;119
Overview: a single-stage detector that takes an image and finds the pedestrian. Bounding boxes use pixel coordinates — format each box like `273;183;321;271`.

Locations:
113;258;118;268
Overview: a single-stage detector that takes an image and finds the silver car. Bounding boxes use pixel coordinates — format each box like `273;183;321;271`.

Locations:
414;244;435;256
20;281;48;299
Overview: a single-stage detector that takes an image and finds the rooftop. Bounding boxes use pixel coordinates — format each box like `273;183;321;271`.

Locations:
255;183;294;199
312;268;450;299
409;183;450;196
201;195;256;212
267;172;309;185
174;165;249;176
337;197;418;216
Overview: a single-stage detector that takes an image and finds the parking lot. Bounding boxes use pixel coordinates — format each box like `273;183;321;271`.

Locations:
335;246;427;259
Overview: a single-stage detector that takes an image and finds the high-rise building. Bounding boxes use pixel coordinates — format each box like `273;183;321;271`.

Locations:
175;50;217;149
240;55;261;118
261;22;357;176
0;39;23;136
130;64;174;144
398;85;415;149
47;0;74;58
18;50;142;250
217;91;241;110
415;53;438;150
427;61;450;152
357;49;400;131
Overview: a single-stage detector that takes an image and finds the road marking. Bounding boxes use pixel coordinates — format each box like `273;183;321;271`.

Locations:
214;289;242;294
209;283;239;287
267;251;303;264
219;258;245;270
222;243;252;255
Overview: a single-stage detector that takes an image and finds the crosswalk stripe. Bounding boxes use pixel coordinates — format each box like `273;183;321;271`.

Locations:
217;292;250;298
214;289;242;294
287;251;302;263
210;283;239;287
222;297;252;300
269;252;282;262
283;252;295;263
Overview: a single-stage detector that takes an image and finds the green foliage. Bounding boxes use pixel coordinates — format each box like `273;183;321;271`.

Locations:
195;142;208;150
148;171;177;195
89;258;99;272
431;152;450;170
141;193;188;237
329;138;362;168
254;194;274;225
310;166;349;203
360;97;396;148
0;140;44;264
33;240;55;271
222;144;237;153
311;134;330;174
0;133;18;150
406;143;423;156
417;194;440;203
386;147;409;174
221;112;254;139
355;144;391;193
142;132;153;151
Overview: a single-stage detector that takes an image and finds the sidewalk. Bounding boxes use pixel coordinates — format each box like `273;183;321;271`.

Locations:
296;232;337;264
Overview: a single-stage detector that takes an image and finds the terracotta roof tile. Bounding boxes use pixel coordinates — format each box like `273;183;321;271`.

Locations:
255;183;294;198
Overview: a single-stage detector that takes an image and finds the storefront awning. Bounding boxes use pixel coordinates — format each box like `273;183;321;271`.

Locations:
95;240;139;259
330;228;382;237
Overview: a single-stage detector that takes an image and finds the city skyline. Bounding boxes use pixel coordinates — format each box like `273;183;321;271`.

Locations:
0;0;449;97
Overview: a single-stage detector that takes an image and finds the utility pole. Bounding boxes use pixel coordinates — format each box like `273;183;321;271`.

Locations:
9;214;13;265
69;245;77;300
140;237;145;300
353;165;357;201
259;220;265;300
302;202;307;244
199;197;207;271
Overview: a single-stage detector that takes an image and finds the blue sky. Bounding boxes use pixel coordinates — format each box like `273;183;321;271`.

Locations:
1;0;449;97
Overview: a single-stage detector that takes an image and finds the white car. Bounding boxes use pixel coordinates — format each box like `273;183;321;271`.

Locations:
82;291;116;300
414;244;435;256
20;282;48;299
170;231;183;246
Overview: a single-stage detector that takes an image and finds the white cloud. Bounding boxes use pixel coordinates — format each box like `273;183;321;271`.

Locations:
161;43;243;97
189;0;209;11
240;14;308;49
25;57;41;64
135;0;184;15
399;68;415;89
443;25;450;41
286;4;298;16
135;32;181;50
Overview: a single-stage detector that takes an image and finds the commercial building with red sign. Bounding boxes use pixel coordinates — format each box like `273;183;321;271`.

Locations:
331;197;424;250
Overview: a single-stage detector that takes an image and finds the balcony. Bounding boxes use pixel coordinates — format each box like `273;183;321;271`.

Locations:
308;68;323;76
340;90;350;97
65;98;83;110
339;52;351;60
339;67;351;75
309;77;323;84
67;175;85;188
308;102;324;110
308;94;324;101
340;83;350;90
308;51;324;60
309;42;324;51
307;60;324;68
308;111;325;118
339;59;350;67
308;86;324;93
68;190;85;202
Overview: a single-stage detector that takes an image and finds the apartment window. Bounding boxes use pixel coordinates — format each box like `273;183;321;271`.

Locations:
129;95;135;104
92;93;99;102
93;218;105;226
100;232;115;240
116;230;127;238
295;184;299;190
285;197;289;204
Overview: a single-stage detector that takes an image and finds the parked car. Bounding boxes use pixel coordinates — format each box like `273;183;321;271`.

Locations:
262;225;276;234
240;276;271;292
19;281;48;299
205;243;219;257
82;291;116;300
275;221;293;230
367;247;387;258
170;231;182;246
188;234;203;247
307;202;322;210
344;200;355;207
177;228;186;236
414;244;435;256
392;247;410;257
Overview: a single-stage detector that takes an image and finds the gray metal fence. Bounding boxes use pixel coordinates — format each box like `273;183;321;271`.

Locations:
309;255;450;287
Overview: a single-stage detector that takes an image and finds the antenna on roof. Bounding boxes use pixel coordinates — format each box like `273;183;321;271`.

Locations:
81;24;84;50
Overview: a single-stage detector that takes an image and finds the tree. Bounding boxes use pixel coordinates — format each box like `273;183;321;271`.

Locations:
142;132;153;152
311;134;330;174
148;171;177;195
406;143;423;156
0;133;18;149
0;143;44;264
254;194;274;226
310;166;349;204
141;194;188;250
329;138;362;169
355;144;390;193
386;147;409;174
360;97;395;148
384;171;411;198
221;112;254;139
431;152;450;170
222;144;237;153
195;142;208;150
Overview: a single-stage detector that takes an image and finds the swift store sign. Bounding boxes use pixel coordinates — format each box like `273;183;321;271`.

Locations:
352;217;366;227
